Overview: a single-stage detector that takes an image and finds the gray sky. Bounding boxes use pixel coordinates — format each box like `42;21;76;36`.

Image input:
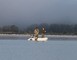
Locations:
0;0;77;27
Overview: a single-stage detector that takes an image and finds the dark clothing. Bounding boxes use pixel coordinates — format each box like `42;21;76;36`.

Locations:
42;29;46;38
42;33;44;38
42;30;45;34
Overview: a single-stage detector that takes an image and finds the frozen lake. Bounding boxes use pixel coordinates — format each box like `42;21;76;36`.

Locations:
0;40;77;60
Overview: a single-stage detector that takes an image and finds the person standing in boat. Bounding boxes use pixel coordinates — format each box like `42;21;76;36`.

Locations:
34;27;39;39
42;28;46;38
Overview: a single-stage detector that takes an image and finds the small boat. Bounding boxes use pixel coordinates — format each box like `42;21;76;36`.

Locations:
28;37;48;41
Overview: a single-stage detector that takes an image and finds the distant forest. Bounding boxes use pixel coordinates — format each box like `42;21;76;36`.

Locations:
0;23;77;35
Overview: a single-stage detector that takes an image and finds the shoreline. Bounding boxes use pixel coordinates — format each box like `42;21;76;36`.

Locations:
0;34;76;40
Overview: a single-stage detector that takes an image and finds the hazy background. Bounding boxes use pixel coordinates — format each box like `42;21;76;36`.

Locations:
0;0;77;28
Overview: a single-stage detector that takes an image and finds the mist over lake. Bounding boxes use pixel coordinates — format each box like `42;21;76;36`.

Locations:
0;0;77;27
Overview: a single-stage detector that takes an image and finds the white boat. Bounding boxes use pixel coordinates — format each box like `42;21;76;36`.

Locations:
28;37;48;41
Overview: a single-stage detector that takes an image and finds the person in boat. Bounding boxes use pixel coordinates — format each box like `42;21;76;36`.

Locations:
34;27;39;39
42;28;46;38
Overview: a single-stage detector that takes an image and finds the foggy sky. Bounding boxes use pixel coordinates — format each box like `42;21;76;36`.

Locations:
0;0;77;27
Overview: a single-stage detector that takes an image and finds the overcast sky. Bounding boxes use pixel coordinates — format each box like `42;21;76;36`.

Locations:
0;0;77;27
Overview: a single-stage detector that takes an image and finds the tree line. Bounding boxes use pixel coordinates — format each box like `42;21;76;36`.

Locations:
0;25;19;34
0;24;77;35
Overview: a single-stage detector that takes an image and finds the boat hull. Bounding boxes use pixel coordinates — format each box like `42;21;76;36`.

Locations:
28;37;48;41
